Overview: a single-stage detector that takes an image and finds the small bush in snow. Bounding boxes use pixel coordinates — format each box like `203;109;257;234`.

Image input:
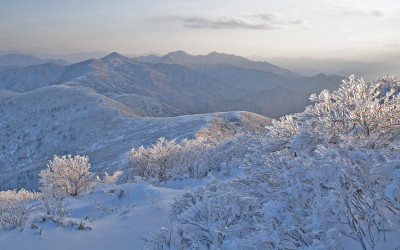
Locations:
96;171;124;185
39;182;68;220
127;119;251;184
129;138;181;183
195;117;242;145
0;189;39;230
39;155;94;197
177;138;211;178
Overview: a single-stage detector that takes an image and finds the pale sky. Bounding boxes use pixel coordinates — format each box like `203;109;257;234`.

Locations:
1;0;399;60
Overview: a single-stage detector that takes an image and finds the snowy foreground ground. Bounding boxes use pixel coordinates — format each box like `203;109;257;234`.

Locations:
1;178;398;250
0;182;184;250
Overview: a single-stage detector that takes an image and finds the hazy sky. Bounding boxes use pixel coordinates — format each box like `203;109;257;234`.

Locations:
1;0;399;60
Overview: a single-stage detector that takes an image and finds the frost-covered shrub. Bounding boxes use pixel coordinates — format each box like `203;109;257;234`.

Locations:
129;138;181;183
0;189;39;230
195;117;243;145
304;75;400;148
264;114;299;153
149;166;330;249
127;137;212;183
177;138;211;178
39;182;67;220
145;177;264;249
310;147;400;250
204;133;260;174
127;133;257;184
39;155;94;197
96;171;123;185
126;117;253;184
150;75;400;249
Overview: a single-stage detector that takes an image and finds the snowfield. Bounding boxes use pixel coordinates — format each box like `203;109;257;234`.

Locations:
0;182;184;250
0;82;269;190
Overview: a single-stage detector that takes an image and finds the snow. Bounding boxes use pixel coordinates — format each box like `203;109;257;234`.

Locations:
1;84;267;190
0;182;184;250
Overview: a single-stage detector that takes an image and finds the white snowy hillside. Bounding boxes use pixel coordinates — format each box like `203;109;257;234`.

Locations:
0;51;344;118
0;84;270;190
0;75;399;250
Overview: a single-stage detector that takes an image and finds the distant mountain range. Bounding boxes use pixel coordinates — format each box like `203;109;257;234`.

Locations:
0;51;344;118
267;57;400;81
135;50;300;78
0;49;109;64
0;53;68;67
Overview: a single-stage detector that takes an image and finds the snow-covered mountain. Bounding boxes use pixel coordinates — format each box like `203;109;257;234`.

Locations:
135;50;300;78
0;53;68;67
191;63;343;93
0;52;344;118
0;63;65;92
0;84;269;190
44;51;110;63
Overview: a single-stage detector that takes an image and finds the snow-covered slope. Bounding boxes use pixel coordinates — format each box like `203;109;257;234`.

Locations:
0;85;266;190
0;182;184;250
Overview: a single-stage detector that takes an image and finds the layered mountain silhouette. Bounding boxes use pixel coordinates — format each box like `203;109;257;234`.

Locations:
0;53;68;67
135;50;300;78
0;51;344;118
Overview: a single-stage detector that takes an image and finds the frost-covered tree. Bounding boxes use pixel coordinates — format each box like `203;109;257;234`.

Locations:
0;189;39;229
148;75;400;249
95;171;123;185
129;138;181;183
305;75;400;148
178;138;211;178
196;117;243;145
39;155;94;197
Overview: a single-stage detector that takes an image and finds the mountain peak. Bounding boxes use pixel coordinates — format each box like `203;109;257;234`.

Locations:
208;51;221;56
207;51;236;59
101;52;125;60
167;50;191;58
170;50;189;55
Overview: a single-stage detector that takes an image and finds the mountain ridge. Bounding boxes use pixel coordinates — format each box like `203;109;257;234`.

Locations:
135;50;300;78
0;51;344;118
0;84;269;190
0;53;68;67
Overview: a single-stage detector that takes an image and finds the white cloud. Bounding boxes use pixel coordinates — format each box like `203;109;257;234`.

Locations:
325;0;389;17
172;13;303;30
